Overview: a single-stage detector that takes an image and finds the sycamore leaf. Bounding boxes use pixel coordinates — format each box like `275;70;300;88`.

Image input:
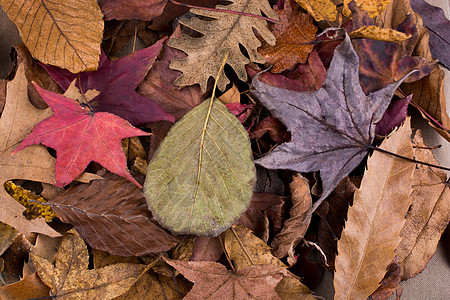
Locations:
100;0;167;21
293;0;337;22
258;0;316;73
49;170;182;256
343;0;391;18
31;230;146;300
4;181;56;222
271;173;312;260
0;64;60;237
144;96;255;236
410;0;450;69
349;2;435;95
41;38;175;126
0;0;103;73
13;83;149;188
252;31;413;208
397;130;450;280
334;119;415;300
165;258;285;300
167;0;278;92
349;26;412;42
138;27;205;121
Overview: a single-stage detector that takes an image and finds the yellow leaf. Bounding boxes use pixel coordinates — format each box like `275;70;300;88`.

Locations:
31;230;146;300
294;0;337;22
343;0;391;18
350;26;412;42
334;119;415;300
4;181;56;222
0;0;103;73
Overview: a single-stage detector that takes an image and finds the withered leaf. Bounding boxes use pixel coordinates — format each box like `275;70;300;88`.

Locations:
31;230;146;300
294;0;337;22
167;0;278;92
342;0;391;18
375;95;411;136
252;31;412;209
101;0;167;21
349;26;412;42
271;174;312;260
0;0;103;73
334;119;415;300
191;236;223;262
396;130;450;280
50;170;182;256
165;258;285;300
258;0;316;73
0;272;50;300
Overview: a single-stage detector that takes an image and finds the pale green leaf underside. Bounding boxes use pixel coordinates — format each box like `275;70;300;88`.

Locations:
144;98;255;236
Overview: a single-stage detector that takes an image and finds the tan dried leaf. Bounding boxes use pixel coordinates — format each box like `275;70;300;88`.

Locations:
258;0;316;73
0;223;19;256
0;0;103;73
31;230;146;300
0;272;50;300
271;174;312;260
334;119;415;300
218;84;241;104
294;0;337;22
349;26;412;42
397;130;450;280
343;0;391;18
168;0;278;92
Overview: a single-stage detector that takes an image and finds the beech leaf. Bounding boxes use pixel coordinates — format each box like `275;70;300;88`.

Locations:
41;38;175;126
167;0;278;92
31;230;146;300
252;31;413;208
334;119;415;300
144;97;256;236
13;83;149;188
166;259;285;300
0;0;103;73
49;170;182;256
258;0;316;73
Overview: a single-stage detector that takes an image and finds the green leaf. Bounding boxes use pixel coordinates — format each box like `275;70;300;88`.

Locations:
143;98;256;236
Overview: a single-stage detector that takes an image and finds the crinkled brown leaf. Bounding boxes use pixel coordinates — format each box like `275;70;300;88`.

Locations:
50;170;182;256
166;258;285;300
168;0;278;92
138;26;205;121
370;256;402;300
252;31;413;209
31;230;146;300
334;119;415;300
396;130;450;280
271;174;312;259
0;272;50;300
0;0;103;73
258;0;316;73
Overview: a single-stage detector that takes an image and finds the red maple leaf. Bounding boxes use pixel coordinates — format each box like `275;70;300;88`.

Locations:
41;37;174;126
13;83;149;188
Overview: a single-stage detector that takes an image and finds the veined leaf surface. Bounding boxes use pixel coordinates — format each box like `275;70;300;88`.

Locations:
144;98;255;236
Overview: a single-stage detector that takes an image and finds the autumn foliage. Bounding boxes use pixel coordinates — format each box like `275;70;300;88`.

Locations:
0;0;448;299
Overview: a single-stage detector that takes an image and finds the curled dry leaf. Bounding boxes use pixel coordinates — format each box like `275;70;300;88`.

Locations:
0;0;103;73
343;0;391;18
271;173;312;260
166;258;285;300
258;0;316;73
50;170;182;256
396;130;450;280
167;0;278;92
31;230;146;300
349;26;412;42
334;119;415;300
293;0;337;22
0;64;60;237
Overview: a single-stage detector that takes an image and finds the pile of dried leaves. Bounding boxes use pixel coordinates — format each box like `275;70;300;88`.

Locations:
0;0;448;299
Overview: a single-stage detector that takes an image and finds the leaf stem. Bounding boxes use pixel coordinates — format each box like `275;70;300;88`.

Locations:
368;145;450;172
168;0;279;23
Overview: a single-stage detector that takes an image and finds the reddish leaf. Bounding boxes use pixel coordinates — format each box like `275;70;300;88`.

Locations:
225;102;254;124
100;0;167;21
411;0;450;69
138;27;205;121
252;32;413;209
191;237;223;262
250;116;290;144
165;259;285;299
375;95;412;136
370;257;402;300
350;1;435;95
13;84;148;188
258;0;316;73
41;38;174;126
50;170;182;256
